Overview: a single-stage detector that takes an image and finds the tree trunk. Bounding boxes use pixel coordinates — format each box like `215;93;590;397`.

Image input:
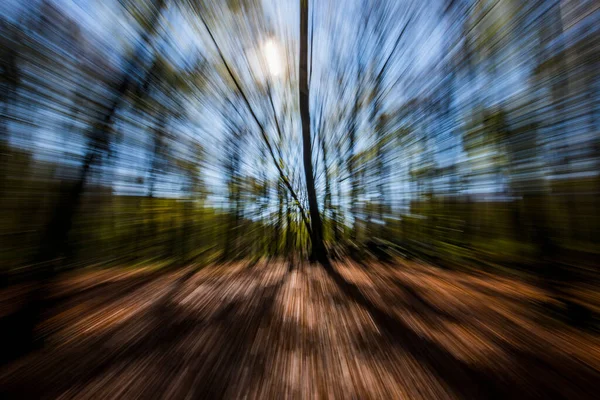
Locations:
334;144;343;243
348;73;360;241
299;0;326;263
319;132;331;242
274;181;284;255
285;194;293;256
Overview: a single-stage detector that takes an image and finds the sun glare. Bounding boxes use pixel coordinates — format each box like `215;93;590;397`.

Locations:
263;38;283;77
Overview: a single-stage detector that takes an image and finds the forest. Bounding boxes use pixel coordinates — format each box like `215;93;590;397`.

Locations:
1;0;599;398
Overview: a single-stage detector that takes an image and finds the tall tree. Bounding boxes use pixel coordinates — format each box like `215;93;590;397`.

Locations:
299;0;326;263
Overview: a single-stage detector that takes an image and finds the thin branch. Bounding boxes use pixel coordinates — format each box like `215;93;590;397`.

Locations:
198;13;313;236
375;13;414;102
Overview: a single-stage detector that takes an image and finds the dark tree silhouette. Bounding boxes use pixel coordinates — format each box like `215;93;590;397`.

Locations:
299;0;326;263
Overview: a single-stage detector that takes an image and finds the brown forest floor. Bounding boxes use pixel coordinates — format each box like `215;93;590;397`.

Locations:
1;258;600;399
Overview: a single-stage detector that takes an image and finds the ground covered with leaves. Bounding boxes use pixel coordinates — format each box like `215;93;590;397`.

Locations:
1;258;599;399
